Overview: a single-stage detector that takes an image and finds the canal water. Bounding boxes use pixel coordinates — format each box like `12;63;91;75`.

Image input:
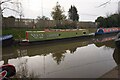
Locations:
1;34;119;78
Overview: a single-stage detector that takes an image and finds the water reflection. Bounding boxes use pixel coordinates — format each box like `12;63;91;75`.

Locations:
2;40;115;65
2;39;92;65
1;35;118;78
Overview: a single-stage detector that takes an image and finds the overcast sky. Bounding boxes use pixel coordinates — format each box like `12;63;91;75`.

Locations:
2;0;119;22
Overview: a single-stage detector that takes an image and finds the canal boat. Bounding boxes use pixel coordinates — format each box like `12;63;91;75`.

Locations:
0;35;14;47
0;64;16;79
115;32;120;47
21;29;91;44
95;27;120;35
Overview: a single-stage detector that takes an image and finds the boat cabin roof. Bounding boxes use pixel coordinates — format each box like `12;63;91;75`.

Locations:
26;29;87;33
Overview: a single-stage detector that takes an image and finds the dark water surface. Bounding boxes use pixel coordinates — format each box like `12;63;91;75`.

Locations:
1;35;119;78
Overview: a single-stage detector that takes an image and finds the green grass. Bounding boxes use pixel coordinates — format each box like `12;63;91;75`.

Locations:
88;28;97;33
3;29;26;39
2;28;43;39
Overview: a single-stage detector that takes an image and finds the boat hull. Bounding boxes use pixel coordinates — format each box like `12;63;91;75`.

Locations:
0;35;14;47
95;28;120;35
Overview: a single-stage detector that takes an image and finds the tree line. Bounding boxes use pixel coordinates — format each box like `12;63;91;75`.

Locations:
51;2;79;21
1;1;80;29
36;2;80;29
95;13;120;28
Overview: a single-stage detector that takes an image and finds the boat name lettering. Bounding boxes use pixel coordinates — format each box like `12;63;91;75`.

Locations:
47;34;59;38
30;33;59;39
31;34;44;39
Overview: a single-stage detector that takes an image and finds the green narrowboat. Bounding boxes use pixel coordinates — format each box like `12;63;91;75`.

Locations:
24;29;90;42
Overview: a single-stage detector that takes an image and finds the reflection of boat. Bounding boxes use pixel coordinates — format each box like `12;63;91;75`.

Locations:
115;33;120;47
94;34;116;48
0;35;14;47
94;36;115;43
94;33;117;48
95;28;120;35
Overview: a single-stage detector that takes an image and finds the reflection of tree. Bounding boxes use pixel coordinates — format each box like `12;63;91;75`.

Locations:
69;48;77;54
12;48;42;78
52;51;66;65
15;49;28;78
113;47;120;66
15;58;28;78
15;49;39;78
50;47;77;65
17;49;27;58
94;40;115;48
3;58;8;65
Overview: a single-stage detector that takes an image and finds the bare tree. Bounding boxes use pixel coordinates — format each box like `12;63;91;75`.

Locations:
0;0;23;29
0;0;12;31
0;0;4;35
0;1;2;61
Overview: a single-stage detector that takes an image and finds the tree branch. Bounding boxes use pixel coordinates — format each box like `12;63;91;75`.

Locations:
0;0;12;5
2;7;22;15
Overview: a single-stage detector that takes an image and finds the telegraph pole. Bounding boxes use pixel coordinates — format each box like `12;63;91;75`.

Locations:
0;1;2;61
0;1;2;34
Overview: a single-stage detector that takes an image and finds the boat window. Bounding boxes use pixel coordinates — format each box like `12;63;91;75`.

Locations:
98;29;104;33
83;32;86;34
59;34;61;36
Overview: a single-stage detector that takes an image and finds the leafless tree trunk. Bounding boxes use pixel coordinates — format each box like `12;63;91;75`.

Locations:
0;0;23;28
0;1;2;61
0;0;12;60
0;1;2;34
0;0;12;32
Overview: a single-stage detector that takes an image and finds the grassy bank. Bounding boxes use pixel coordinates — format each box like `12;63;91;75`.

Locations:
88;28;97;33
2;28;43;39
